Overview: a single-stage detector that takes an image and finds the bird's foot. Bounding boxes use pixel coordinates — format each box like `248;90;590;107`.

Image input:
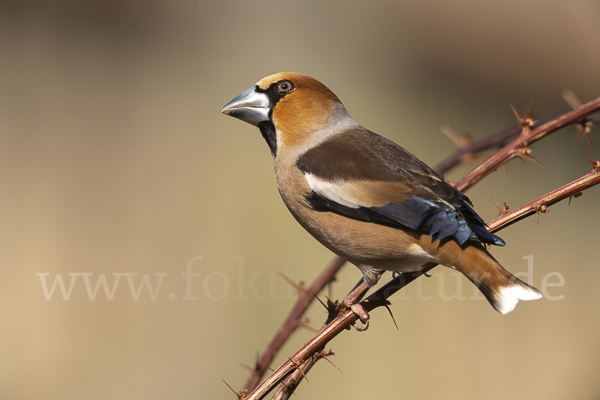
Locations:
342;280;371;330
352;319;369;332
342;300;370;331
348;301;370;323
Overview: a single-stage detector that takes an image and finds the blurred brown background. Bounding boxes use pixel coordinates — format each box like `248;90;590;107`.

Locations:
1;1;599;399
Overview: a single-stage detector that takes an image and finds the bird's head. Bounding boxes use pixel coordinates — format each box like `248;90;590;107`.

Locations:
221;73;356;157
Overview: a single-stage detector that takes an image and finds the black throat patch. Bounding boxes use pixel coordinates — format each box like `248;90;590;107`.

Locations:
254;80;295;158
258;120;277;157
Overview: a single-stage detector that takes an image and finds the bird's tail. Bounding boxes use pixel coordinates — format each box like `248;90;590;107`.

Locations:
437;242;543;314
466;267;542;315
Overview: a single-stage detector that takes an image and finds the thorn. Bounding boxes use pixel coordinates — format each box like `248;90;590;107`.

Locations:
568;192;583;206
574;120;593;148
565;91;593;147
535;201;549;223
585;146;593;164
524;98;538;121
324;295;344;323
509;102;522;123
239;362;254;373
490;195;509;215
490;195;501;214
515;148;543;165
323;295;342;312
562;89;582;109
255;350;261;371
441;125;471;148
312;292;329;311
585;147;600;171
383;303;399;330
288;358;309;382
222;380;244;399
279;271;305;293
583;122;593;148
324;295;342;325
510;102;535;131
320;353;343;372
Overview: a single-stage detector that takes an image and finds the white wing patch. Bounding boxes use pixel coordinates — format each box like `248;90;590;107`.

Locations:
304;173;371;209
407;244;436;261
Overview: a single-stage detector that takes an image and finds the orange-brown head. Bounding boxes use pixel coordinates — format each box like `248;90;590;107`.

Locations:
221;73;356;157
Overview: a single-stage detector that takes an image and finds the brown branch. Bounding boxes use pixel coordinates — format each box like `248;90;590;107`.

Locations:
435;104;600;176
242;297;361;400
241;256;345;392
271;350;337;400
434;118;543;174
458;97;600;192
487;168;600;232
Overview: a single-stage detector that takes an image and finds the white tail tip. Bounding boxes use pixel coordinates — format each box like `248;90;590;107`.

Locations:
493;283;543;314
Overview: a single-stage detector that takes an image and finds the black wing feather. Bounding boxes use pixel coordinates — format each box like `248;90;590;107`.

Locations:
299;127;505;246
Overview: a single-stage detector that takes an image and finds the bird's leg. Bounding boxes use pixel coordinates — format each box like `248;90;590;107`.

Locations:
342;279;371;323
349;278;370;302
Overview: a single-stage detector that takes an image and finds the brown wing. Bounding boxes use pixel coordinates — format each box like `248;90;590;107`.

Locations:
297;127;458;205
297;126;504;246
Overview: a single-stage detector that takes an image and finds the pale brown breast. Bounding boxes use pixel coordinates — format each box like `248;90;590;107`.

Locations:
273;156;438;272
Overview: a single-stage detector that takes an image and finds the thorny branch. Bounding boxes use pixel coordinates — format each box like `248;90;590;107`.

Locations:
230;96;600;400
271;350;339;400
435;96;600;175
242;257;345;392
458;96;600;192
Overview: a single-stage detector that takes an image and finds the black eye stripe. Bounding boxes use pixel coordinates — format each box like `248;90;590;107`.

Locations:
259;79;296;111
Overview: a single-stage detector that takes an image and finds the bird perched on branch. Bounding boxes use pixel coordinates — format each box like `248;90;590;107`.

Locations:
221;72;542;321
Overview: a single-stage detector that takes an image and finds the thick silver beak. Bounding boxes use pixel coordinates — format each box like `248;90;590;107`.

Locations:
220;86;270;126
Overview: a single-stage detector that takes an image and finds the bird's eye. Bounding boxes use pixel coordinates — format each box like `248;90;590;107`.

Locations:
277;81;294;93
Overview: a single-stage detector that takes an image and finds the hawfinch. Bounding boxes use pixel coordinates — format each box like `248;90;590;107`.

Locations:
221;72;542;319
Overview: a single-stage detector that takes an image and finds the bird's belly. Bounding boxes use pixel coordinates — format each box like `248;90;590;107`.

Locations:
289;201;438;272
